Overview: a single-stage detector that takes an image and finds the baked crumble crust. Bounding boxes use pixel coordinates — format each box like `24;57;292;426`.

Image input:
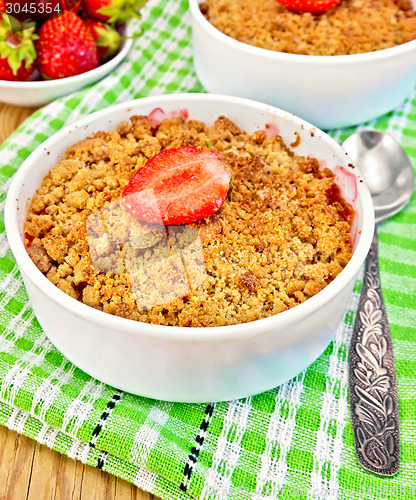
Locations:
201;0;416;56
25;115;353;327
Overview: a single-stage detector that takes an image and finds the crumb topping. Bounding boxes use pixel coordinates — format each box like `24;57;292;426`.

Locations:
201;0;416;56
25;115;353;327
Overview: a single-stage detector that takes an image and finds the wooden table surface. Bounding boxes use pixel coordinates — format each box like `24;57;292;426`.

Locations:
0;103;158;500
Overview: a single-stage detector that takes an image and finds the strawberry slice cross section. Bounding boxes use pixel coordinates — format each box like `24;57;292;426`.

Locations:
123;145;232;226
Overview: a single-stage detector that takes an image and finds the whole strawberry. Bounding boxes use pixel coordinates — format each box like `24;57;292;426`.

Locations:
36;11;98;79
83;0;145;24
276;0;341;13
0;0;5;13
84;19;121;61
0;17;37;81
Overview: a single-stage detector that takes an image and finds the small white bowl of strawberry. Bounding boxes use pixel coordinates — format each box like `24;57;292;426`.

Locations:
0;0;142;106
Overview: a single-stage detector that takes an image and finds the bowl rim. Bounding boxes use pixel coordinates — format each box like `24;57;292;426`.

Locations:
189;0;416;62
0;21;133;89
5;93;375;341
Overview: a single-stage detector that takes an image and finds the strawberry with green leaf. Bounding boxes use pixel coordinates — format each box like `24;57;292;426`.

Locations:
123;146;232;225
84;19;121;61
83;0;146;24
36;11;98;79
0;16;37;81
276;0;341;13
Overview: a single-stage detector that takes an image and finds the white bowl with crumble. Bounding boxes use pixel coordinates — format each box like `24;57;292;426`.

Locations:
5;93;374;402
190;0;416;129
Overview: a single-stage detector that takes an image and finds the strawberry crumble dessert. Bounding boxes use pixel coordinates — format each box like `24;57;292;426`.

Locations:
24;114;353;327
200;0;416;56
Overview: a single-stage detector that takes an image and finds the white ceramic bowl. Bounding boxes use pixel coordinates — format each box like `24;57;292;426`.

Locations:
189;0;416;130
5;93;374;402
0;22;133;107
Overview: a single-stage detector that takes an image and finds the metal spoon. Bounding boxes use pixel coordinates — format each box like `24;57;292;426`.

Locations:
342;130;414;476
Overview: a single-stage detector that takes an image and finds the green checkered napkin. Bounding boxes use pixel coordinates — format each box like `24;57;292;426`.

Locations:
1;0;415;498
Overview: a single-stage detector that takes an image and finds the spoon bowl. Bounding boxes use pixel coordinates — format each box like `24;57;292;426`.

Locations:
343;130;414;223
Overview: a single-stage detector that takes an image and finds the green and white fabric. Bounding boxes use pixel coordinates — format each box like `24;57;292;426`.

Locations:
0;0;415;498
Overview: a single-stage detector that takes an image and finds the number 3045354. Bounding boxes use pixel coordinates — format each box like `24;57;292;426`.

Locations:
5;2;62;14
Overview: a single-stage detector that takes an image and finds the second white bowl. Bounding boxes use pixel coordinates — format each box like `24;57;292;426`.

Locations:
190;0;416;129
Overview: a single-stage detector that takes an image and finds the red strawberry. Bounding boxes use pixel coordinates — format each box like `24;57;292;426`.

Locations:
123;146;232;225
0;0;5;12
276;0;341;13
36;11;98;79
0;17;37;81
84;19;121;61
83;0;145;24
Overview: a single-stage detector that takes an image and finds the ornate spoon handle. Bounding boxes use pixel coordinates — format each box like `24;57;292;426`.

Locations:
349;231;400;476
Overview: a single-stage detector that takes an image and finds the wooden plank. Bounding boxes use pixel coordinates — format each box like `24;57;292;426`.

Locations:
54;453;84;500
0;426;36;500
80;463;117;500
0;425;157;499
0;102;37;145
26;441;59;500
80;464;157;500
0;425;19;499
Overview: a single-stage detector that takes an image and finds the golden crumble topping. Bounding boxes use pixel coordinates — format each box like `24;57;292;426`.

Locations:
25;114;353;327
200;0;416;56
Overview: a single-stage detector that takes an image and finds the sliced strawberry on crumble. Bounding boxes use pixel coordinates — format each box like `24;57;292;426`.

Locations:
276;0;341;13
122;145;232;225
